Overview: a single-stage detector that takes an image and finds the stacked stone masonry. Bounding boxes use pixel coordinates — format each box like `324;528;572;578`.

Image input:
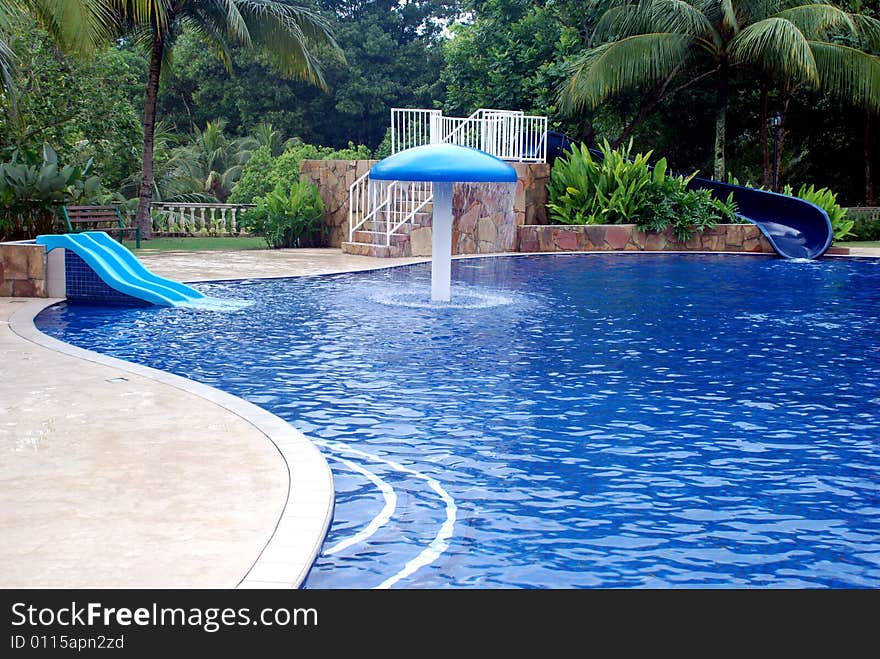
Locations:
300;160;549;256
0;243;47;297
517;223;775;254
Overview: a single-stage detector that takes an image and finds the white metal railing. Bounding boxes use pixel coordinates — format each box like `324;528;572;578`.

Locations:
349;173;432;244
390;108;442;155
352;108;546;248
152;203;255;235
390;107;547;163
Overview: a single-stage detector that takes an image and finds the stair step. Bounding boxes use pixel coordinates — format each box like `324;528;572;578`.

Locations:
352;230;409;247
342;241;408;258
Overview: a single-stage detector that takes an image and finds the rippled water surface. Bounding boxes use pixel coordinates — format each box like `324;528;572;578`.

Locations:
36;254;880;588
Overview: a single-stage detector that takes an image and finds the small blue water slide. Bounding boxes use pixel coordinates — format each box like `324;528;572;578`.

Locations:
543;131;834;259
36;232;205;306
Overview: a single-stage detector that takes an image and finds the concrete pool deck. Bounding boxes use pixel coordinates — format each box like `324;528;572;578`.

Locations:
0;248;423;589
2;245;878;589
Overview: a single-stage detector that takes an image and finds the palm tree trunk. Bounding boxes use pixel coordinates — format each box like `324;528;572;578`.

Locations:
866;111;875;205
760;81;771;188
713;63;728;181
134;31;166;241
612;72;677;149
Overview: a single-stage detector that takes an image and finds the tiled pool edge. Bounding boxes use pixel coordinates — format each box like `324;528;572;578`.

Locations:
9;299;334;590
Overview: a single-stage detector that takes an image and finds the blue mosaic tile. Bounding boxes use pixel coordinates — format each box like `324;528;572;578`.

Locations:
64;250;149;307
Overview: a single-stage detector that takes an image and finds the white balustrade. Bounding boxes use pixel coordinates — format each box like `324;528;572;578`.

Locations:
152;203;255;236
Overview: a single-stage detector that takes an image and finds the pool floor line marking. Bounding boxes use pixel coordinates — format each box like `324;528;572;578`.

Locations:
320;451;398;556
315;440;457;589
374;472;456;590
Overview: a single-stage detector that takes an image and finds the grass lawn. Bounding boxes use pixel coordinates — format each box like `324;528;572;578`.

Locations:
129;236;267;252
839;240;880;248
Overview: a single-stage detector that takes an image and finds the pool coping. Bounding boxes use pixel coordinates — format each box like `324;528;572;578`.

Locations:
9;299;335;589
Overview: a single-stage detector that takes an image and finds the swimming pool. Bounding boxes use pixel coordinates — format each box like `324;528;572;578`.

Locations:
36;254;880;588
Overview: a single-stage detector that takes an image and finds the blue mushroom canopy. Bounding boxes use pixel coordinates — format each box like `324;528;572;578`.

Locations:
370;144;517;182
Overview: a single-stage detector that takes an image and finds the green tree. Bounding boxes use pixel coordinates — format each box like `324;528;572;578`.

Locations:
162;119;250;201
156;1;455;150
441;0;602;139
560;0;880;180
228;140;371;203
111;0;341;239
0;16;143;192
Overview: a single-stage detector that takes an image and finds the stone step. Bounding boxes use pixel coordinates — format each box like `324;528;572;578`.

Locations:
352;230;409;247
341;241;409;258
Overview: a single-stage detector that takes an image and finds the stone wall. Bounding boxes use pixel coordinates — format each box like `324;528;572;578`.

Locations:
511;163;550;226
299;159;378;248
301;159;549;249
517;223;775;254
451;182;517;254
0;242;47;297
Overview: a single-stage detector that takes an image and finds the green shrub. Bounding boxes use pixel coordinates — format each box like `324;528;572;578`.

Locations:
547;140;735;241
848;211;880;241
241;181;326;249
783;183;853;242
0;144;101;240
637;167;737;242
229;141;372;204
547;140;654;225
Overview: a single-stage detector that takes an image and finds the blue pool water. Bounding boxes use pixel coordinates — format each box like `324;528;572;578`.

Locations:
36;254;880;588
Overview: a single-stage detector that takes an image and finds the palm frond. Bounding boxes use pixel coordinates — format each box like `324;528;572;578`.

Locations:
593;4;649;43
811;40;880;111
850;14;880;53
233;0;341;85
729;17;818;86
774;4;856;40
719;0;739;33
650;0;714;38
178;13;233;72
110;0;171;34
559;32;692;112
219;0;251;46
27;0;119;54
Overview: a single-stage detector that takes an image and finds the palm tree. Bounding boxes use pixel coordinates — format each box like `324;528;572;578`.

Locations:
164;118;251;201
239;122;300;157
110;0;340;238
560;0;880;179
1;0;113;99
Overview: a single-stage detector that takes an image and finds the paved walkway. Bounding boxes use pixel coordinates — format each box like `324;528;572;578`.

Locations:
0;248;416;588
137;247;425;281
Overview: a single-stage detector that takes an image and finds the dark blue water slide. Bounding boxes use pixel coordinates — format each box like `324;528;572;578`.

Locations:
540;131;834;260
686;177;832;259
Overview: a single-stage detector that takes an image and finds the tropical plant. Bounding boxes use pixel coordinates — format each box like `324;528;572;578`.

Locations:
784;182;854;240
547;140;655;224
849;211;880;241
636;171;737;242
0;144;101;240
547;139;737;240
241;180;325;248
100;1;341;240
238;123;300;159
560;0;880;180
228;141;371;204
161;119;251;202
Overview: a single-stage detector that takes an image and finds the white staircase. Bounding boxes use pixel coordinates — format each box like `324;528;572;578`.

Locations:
342;108;547;258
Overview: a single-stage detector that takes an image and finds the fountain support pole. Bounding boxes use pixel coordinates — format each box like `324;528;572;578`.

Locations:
431;181;453;302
